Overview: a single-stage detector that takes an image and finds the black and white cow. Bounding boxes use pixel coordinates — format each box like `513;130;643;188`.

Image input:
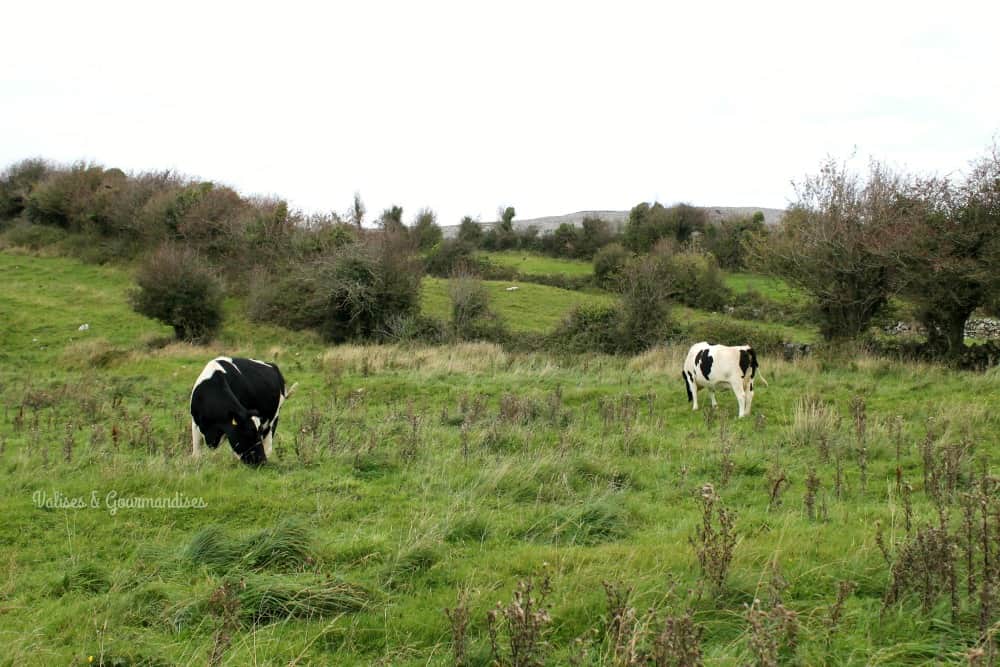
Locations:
682;342;768;417
190;356;297;465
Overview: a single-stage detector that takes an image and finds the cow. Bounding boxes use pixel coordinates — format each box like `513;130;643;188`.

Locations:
682;342;768;418
190;356;297;465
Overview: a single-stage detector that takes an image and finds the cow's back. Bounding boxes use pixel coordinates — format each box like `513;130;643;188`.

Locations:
220;358;286;422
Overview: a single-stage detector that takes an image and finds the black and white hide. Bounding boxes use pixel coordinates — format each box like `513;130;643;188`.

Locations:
682;342;768;418
190;356;297;465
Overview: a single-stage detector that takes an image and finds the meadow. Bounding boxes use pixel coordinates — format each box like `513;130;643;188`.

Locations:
2;250;1000;666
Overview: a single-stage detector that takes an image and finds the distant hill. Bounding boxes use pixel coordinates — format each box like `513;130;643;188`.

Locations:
440;206;785;238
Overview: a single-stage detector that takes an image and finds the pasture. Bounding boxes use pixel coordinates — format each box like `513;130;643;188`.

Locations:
2;252;1000;665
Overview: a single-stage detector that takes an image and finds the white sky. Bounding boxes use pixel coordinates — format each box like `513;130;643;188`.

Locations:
2;1;998;226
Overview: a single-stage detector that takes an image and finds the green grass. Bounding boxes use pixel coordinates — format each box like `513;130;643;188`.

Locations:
479;250;594;277
2;251;1000;665
724;271;807;305
420;276;613;332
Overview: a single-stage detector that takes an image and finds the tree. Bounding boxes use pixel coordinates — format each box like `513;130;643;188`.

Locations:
411;207;442;250
378;205;405;233
747;158;903;340
349;191;366;229
623;202;706;252
457;216;483;246
498;206;516;232
891;147;1000;355
0;158;49;221
703;213;767;270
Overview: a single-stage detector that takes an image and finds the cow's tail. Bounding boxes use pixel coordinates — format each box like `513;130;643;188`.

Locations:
682;371;693;402
755;372;769;388
284;382;300;399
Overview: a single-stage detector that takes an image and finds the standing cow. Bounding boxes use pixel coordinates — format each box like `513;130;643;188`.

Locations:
190;356;297;465
682;342;767;418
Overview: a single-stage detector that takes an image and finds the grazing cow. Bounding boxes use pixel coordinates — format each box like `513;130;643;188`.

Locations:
682;342;768;418
190;356;298;465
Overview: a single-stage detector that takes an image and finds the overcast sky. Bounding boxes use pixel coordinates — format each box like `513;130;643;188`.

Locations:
2;1;998;226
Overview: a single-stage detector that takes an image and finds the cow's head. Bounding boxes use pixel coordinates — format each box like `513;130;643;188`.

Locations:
226;410;266;466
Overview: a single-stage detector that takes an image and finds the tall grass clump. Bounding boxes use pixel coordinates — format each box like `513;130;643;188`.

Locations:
230;574;368;626
184;521;316;572
129;243;224;342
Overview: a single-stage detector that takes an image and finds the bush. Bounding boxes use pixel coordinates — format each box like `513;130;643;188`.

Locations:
678;316;785;355
593;243;629;290
664;248;731;311
25;163;109;231
411;208;442;250
619;252;674;354
0;220;68;249
424;239;480;277
702;213;766;271
0;158;49;221
381;313;450;344
449;272;508;343
623;202;706;252
249;238;422;343
130;244;224;342
550;303;622;354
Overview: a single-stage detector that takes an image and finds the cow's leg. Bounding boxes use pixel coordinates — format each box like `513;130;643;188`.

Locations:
730;379;747;417
264;432;274;458
191;420;205;457
745;379;754;416
709;388;718;408
691;385;699;410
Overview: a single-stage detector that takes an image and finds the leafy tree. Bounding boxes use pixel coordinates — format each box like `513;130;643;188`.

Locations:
892;148;1000;354
623;202;706;252
378;205;405;233
703;213;767;270
498;206;516;232
457;216;483;246
747;158;903;340
350;191;366;229
411;207;442;250
0;158;49;221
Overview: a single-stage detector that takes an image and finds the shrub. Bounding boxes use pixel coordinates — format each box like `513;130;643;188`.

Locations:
424;238;480;277
0;220;68;249
593;243;629;290
624;202;706;252
664;248;731;310
550;304;622;354
411;208;443;250
130;244;224;342
702;213;766;270
456;216;483;245
619;252;674;354
449;272;509;343
678;316;785;355
0;158;49;221
249;238;421;343
25;162;109;231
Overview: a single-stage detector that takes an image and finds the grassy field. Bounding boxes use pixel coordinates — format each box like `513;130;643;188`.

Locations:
421;277;613;333
478;251;594;278
2;252;1000;665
